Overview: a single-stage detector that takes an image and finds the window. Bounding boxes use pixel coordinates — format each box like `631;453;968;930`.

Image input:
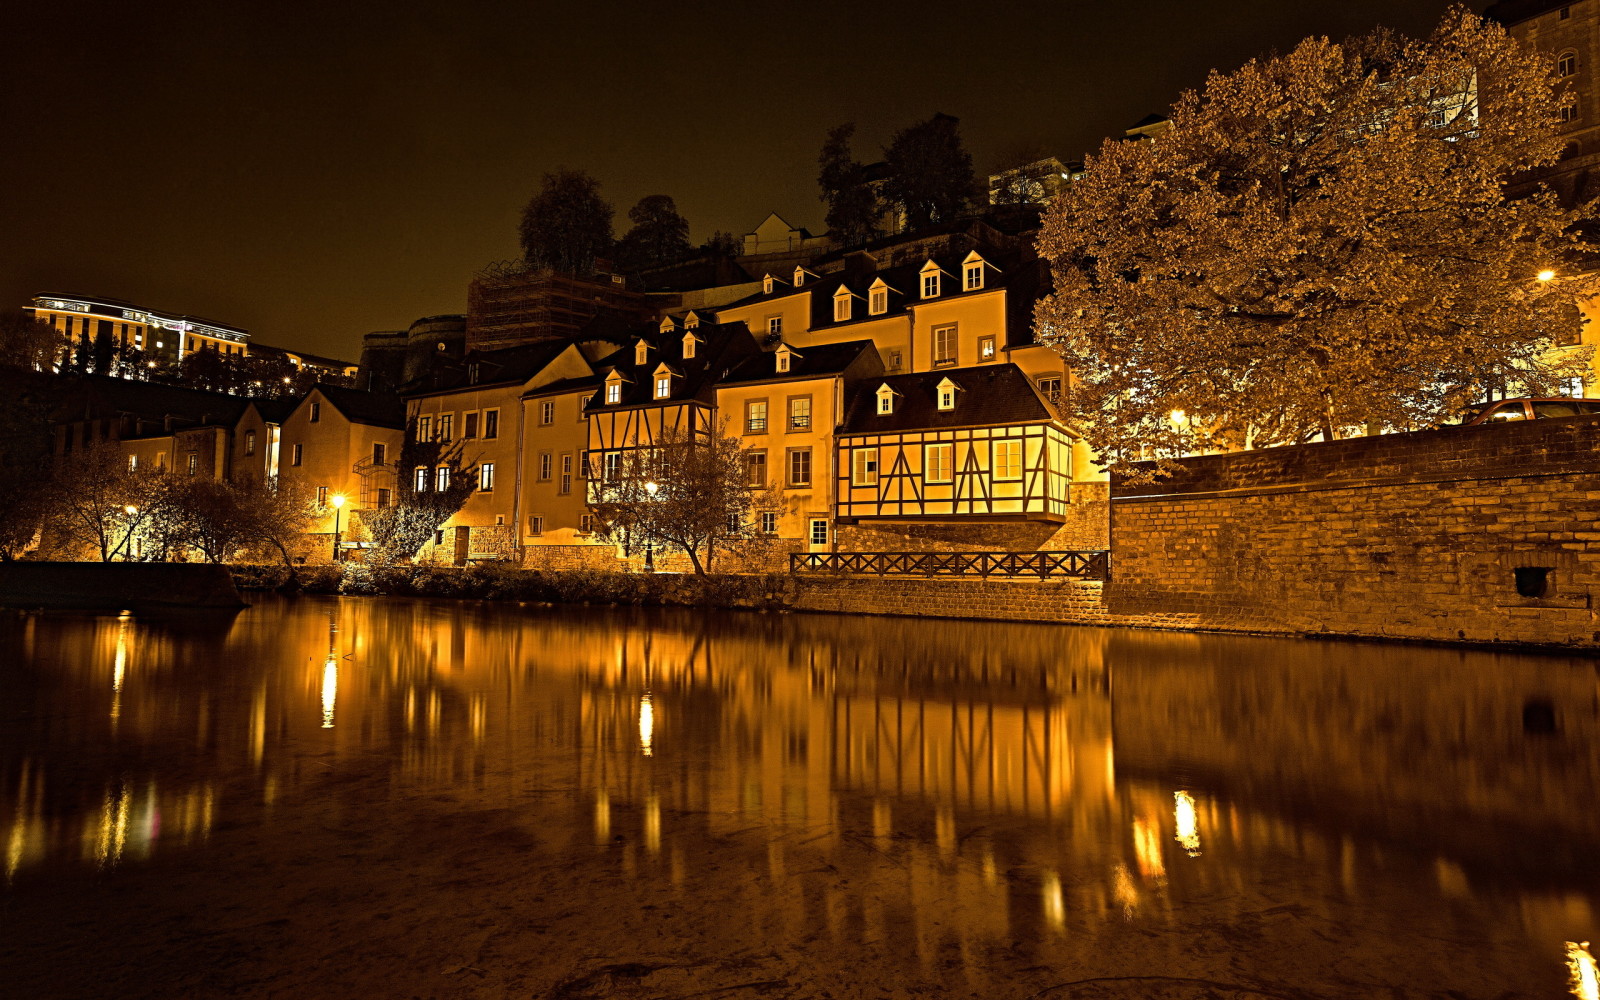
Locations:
793;266;807;286
317;486;328;505
437;414;453;441
484;410;499;439
979;336;996;360
579;514;595;534
746;450;767;486
655;375;671;399
937;380;957;411
634;340;649;365
763;274;775;294
538;452;552;481
462;412;478;439
993;440;1023;480
291;443;303;466
922;272;940;298
309;402;321;423
127;454;138;471
870;286;887;315
417;415;432;441
578;397;590;420
372;442;386;466
245;430;256;456
436;467;451;491
787;448;812;487
933;325;958;367
580;453;592;479
605;382;622;404
1560;51;1578;77
603;451;621;482
887;350;903;372
1562;98;1580;123
480;463;495;491
746;400;768;433
682;333;697;359
761;511;778;535
372;487;389;508
809;519;828;547
876;385;895;414
834;292;851;322
776;347;791;373
925;443;953;483
1561;5;1571;19
527;515;544;536
540;400;555;424
965;262;983;290
1037;376;1062;399
788;396;811;430
767;316;783;337
560;454;573;494
852;448;879;486
414;467;429;491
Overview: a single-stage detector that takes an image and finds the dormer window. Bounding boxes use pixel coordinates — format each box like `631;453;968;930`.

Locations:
793;266;805;287
658;317;677;335
634;339;649;365
833;287;852;322
920;261;942;299
876;383;897;415
869;279;888;316
775;344;797;374
684;311;701;330
962;251;987;291
936;377;960;411
681;332;699;359
605;371;628;404
763;274;775;294
655;375;671;398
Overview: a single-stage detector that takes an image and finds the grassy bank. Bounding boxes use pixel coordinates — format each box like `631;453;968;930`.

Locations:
229;563;795;610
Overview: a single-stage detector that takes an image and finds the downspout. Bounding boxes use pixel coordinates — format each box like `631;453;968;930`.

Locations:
511;393;528;563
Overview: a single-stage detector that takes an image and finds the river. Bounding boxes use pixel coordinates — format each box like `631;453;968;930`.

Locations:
0;595;1595;999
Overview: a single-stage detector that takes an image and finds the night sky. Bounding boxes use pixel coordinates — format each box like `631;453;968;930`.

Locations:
2;0;1476;360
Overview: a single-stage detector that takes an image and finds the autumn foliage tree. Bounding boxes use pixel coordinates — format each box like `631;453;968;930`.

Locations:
361;423;479;563
1036;6;1597;473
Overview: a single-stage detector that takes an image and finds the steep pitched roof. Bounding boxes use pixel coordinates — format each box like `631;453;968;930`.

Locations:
402;340;573;398
838;364;1054;434
720;340;879;385
314;384;406;428
586;320;760;411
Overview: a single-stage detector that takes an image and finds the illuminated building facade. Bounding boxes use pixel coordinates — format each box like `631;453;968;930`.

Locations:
28;293;248;366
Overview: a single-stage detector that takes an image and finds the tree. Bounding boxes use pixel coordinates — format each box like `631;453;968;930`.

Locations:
818;123;880;245
361;422;479;563
234;474;318;579
1036;6;1598;474
46;442;158;561
518;169;614;275
156;478;255;564
0;369;57;559
700;230;742;258
884;113;976;230
614;194;692;272
0;310;62;371
588;425;783;575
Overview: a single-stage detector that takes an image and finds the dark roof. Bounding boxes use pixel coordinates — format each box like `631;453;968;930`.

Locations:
247;396;299;424
403;340;572;397
51;375;250;427
838;364;1054;434
314;384;405;428
1484;0;1568;25
720;340;879;385
523;373;602;399
586;320;759;411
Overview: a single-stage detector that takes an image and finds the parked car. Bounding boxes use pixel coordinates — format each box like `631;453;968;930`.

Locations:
1458;397;1600;425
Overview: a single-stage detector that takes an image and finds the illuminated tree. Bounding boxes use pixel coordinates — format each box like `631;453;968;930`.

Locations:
818;122;880;245
615;194;692;272
234;474;318;579
518;169;614;275
46;442;159;561
884;113;976;230
361;422;479;563
588;425;783;575
1037;6;1598;474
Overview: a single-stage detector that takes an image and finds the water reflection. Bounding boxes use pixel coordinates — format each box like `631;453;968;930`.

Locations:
0;598;1596;996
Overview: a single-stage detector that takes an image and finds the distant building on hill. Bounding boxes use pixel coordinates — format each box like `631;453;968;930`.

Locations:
1487;0;1600;203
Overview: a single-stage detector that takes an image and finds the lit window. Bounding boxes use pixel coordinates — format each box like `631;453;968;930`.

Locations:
484;410;499;438
746;400;768;433
767;316;783;337
540;401;555;424
834;291;852;322
788;448;811;486
789;396;811;430
655;375;671;399
539;452;552;481
933;325;957;367
127;454;138;471
480;463;495;491
414;467;428;491
317;486;328;505
776;347;791;373
852;448;879;486
603;451;621;481
992;440;1022;481
761;511;778;535
606;382;622;404
925;443;953;483
187;453;199;476
979;336;996;360
436;467;450;491
809;518;828;546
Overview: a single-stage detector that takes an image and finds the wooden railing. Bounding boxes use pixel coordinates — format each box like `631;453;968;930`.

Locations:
791;550;1110;581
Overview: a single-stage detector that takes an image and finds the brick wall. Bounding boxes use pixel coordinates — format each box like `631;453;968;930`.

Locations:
1109;416;1600;648
791;576;1112;623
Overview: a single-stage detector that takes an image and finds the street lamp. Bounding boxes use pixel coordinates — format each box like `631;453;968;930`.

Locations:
330;494;347;562
643;480;659;572
118;505;139;562
1538;269;1558;282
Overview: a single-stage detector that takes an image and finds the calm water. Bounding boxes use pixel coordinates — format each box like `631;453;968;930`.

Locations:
1;596;1597;999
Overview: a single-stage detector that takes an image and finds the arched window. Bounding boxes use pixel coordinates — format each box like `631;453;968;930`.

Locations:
1559;50;1578;77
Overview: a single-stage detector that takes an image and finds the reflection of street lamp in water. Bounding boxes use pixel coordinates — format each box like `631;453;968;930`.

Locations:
643;480;659;572
330;494;347;562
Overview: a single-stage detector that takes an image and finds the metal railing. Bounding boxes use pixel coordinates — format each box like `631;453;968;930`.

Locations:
791;550;1110;581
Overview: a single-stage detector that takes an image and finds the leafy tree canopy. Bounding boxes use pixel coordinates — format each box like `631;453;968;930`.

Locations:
818;122;880;246
1036;5;1598;473
884;113;976;230
614;194;692;272
518;169;615;275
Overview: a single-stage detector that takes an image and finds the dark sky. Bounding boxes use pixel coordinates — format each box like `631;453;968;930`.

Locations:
1;0;1476;360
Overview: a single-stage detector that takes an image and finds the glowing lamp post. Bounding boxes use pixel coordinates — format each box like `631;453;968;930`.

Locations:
119;506;139;561
330;494;347;562
1538;269;1558;283
643;480;659;573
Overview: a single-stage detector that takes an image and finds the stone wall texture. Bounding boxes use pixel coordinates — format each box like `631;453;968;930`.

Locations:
790;577;1112;623
1108;415;1600;648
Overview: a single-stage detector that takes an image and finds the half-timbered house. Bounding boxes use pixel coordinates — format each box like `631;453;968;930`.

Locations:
833;364;1074;525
